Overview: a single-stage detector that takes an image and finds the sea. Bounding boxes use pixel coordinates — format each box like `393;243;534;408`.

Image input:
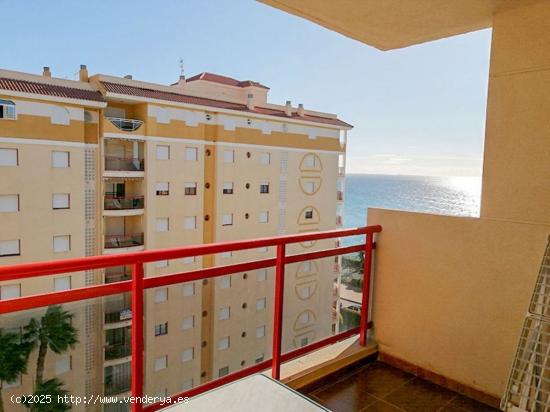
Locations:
343;174;481;230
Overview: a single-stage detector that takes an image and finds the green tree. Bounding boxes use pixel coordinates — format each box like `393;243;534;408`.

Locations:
342;251;365;273
0;329;31;412
23;379;70;412
23;306;78;388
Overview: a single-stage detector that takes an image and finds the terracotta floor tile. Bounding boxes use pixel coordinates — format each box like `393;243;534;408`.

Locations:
440;394;499;412
361;400;406;411
384;377;456;412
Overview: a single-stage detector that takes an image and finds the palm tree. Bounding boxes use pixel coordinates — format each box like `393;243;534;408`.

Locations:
0;329;31;412
23;306;78;388
342;252;365;288
23;378;70;412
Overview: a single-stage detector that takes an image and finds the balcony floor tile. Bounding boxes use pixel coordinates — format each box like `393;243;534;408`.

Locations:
302;361;498;412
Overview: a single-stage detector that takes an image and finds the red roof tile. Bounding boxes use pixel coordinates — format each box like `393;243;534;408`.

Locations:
0;77;105;102
186;72;270;90
101;81;352;128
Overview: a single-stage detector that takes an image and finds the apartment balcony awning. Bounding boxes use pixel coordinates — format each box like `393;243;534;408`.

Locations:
258;0;505;50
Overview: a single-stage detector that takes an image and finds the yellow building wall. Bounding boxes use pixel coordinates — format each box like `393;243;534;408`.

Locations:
480;1;550;225
368;208;550;397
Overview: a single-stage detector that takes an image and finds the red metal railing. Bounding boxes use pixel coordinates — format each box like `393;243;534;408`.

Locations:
0;225;381;412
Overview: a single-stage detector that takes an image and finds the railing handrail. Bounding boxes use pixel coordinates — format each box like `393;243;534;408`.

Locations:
106;116;144;124
105;155;144;161
104;233;144;239
0;225;381;412
104;195;145;200
0;226;380;280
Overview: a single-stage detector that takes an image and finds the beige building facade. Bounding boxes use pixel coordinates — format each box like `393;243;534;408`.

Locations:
0;67;351;409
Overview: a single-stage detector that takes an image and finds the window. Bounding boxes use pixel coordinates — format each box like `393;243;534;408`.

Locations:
300;337;309;347
53;235;70;253
222;213;233;226
304;181;316;194
220;251;232;259
257;247;268;253
54;276;71;291
300;286;311;299
52;194;70;209
218;366;229;378
155;260;169;268
182;315;194;330
181;379;193;391
84;110;93;123
223;150;234;163
255;325;266;338
181;347;194;363
259;211;269;223
219;276;231;289
156;217;169;232
51;106;70;125
260;182;269;194
55;355;71;375
52;151;70;168
183;216;197;230
256;269;267;282
155;322;168;336
302;261;312;272
0;100;16;120
0;284;20;300
155;288;168;303
305;154;316;168
219;307;230;321
305;209;313;219
218;337;230;351
154;356;168;371
156;145;170;160
182;256;195;265
155;182;169;196
183;283;195;297
256;298;266;311
0;240;20;257
0;195;19;212
0;148;17;166
260;153;270;165
185;147;198;161
222;182;234;195
184;182;197;196
299;312;311;324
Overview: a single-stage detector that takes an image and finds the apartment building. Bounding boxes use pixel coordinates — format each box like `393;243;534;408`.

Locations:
0;66;351;410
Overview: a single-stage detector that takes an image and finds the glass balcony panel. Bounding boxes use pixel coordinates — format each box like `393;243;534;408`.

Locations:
104;233;144;249
0;298;103;405
104;156;145;172
107;117;144;132
104;195;144;210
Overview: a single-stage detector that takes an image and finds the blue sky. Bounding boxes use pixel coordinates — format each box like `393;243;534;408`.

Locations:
1;0;492;176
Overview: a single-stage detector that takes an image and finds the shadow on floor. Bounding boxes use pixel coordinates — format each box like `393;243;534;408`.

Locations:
301;361;499;412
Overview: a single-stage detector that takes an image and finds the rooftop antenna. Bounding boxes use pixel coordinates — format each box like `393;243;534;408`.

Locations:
179;58;185;80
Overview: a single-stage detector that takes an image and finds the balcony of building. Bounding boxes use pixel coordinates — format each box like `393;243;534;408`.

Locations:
104;362;131;396
104;294;132;325
0;225;515;412
103;215;144;253
105;265;132;283
104;137;145;178
105;325;132;362
104;180;145;217
103;104;146;137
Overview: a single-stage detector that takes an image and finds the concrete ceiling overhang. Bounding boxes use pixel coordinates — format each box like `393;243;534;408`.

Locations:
258;0;509;50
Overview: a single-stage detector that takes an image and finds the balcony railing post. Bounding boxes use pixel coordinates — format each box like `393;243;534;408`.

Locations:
359;233;374;346
271;243;286;380
131;262;144;411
